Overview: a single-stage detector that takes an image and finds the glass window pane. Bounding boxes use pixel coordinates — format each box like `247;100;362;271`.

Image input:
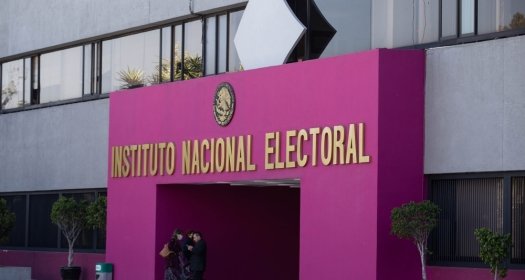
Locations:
229;10;244;72
429;178;504;263
28;194;58;248
160;27;172;83
478;0;497;34
101;30;160;92
96;192;107;250
461;0;475;35
31;56;39;104
84;44;92;95
1;60;24;109
205;16;217;76
183;20;203;80
442;0;458;38
40;46;83;104
479;0;525;34
2;195;26;247
417;1;440;44
174;25;183;80
24;58;31;105
502;1;525;30
218;15;227;73
512;177;525;264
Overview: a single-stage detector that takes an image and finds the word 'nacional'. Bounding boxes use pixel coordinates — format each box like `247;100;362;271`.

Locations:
111;123;370;178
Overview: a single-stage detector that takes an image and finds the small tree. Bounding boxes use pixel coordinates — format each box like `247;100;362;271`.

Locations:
51;196;89;267
0;198;16;244
391;200;440;280
86;196;107;231
474;228;512;280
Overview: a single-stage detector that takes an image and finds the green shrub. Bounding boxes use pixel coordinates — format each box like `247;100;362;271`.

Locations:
475;227;512;280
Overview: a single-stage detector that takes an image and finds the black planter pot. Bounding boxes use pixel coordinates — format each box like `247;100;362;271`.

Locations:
60;266;81;280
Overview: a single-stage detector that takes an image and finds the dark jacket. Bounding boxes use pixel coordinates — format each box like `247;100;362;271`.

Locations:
190;239;207;272
182;237;193;262
166;239;182;268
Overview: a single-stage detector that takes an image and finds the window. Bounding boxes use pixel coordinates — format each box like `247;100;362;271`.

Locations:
429;174;525;267
173;24;183;80
0;7;245;112
28;194;59;248
205;16;217;75
217;15;227;73
442;0;459;38
160;27;172;83
479;0;525;34
286;0;338;60
461;0;476;35
102;30;161;92
228;10;244;72
1;45;96;109
1;59;25;109
3;195;26;247
83;44;93;95
183;20;203;80
0;190;106;251
439;0;525;40
512;177;525;264
204;9;245;75
40;47;83;104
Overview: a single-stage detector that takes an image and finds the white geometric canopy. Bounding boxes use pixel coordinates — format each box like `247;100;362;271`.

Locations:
233;0;306;70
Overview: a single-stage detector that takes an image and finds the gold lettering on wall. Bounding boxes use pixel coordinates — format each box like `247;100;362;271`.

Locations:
166;142;176;175
182;141;191;175
191;140;200;174
265;132;275;170
136;145;142;176
246;135;256;171
225;137;235;172
200;139;210;174
260;124;371;170
158;143;166;176
215;138;225;173
320;127;333;166
297;129;308;167
333;126;344;165
358;123;371;163
346;124;357;164
110;123;371;179
285;130;297;168
122;146;130;177
309;127;320;166
111;142;177;178
236;136;246;172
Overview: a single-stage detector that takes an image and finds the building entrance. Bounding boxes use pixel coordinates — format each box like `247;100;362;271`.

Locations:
155;181;300;280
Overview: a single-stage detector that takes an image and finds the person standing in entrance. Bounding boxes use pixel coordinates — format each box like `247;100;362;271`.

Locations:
163;229;183;280
188;231;207;280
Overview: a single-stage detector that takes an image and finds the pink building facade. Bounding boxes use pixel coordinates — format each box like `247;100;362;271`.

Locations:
106;49;426;280
1;47;524;280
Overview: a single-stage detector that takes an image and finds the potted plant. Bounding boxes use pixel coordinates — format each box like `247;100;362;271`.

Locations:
0;198;15;244
149;59;171;84
51;196;107;280
117;67;145;89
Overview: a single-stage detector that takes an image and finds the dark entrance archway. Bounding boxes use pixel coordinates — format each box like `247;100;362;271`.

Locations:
155;181;300;280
